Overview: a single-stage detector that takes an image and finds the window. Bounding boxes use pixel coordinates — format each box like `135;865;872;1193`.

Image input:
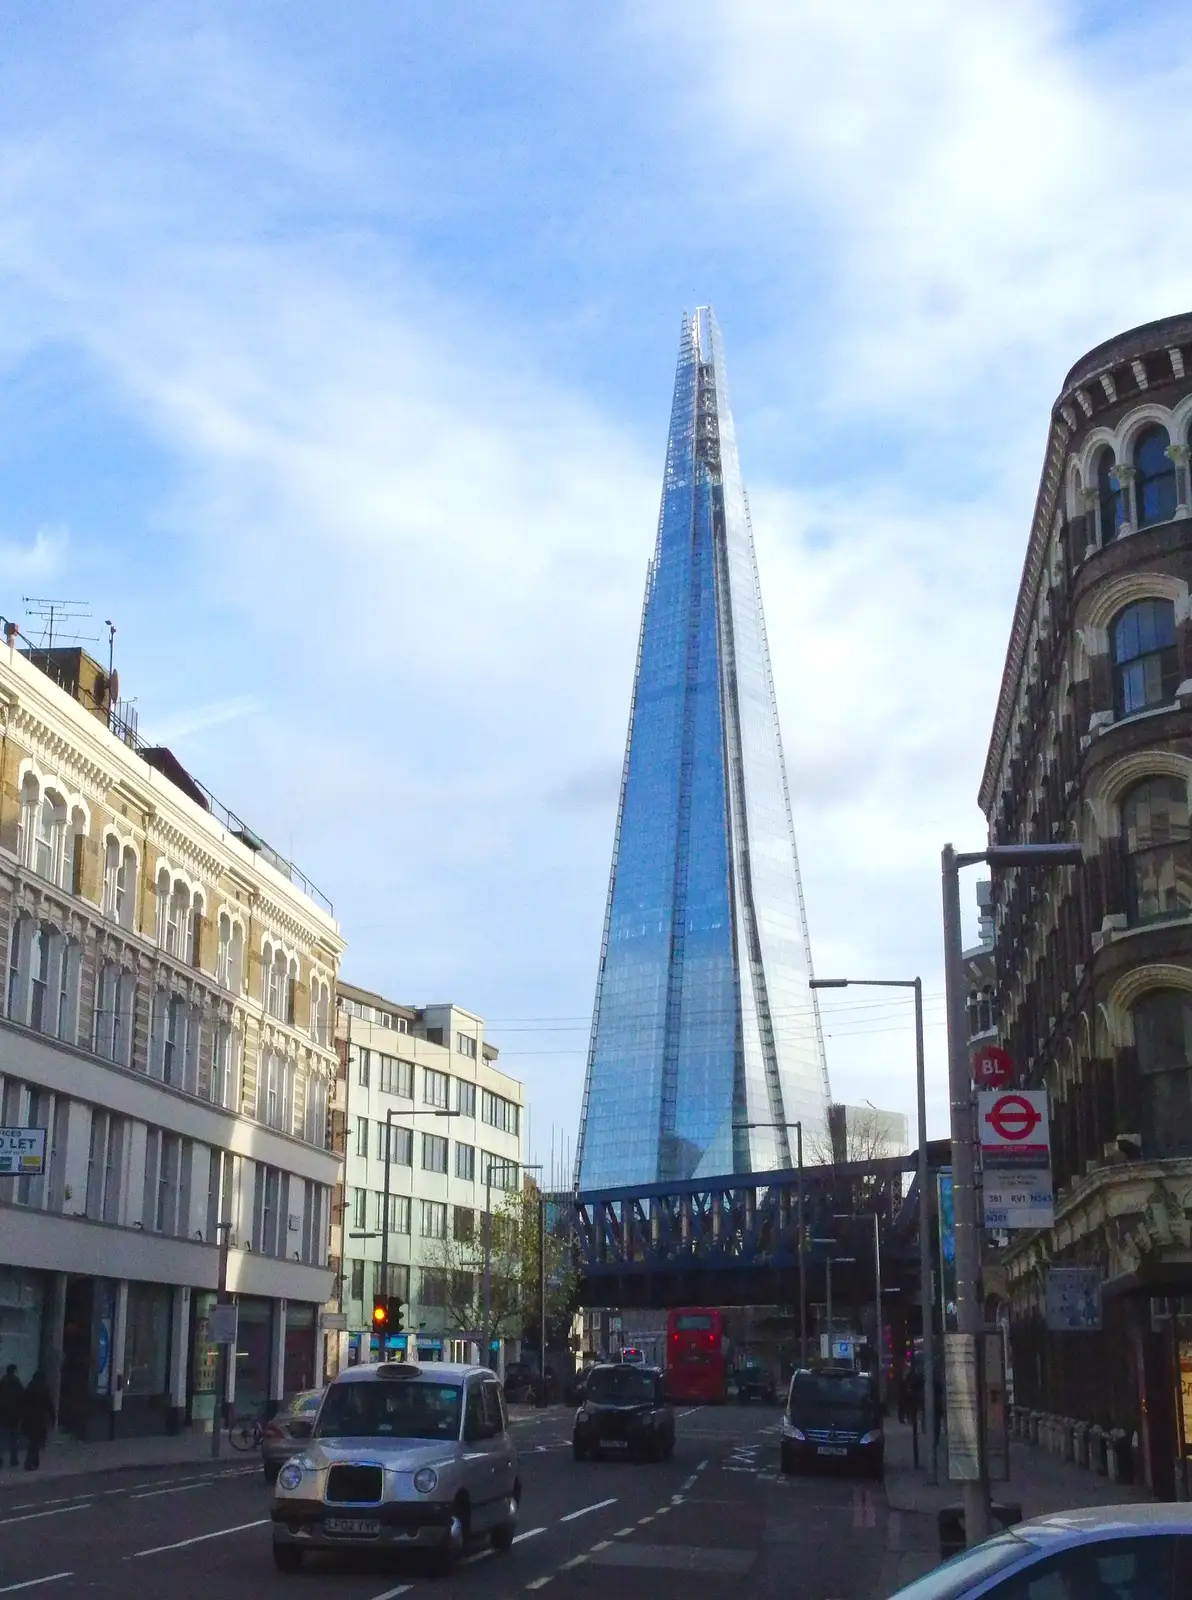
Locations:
482;1152;517;1190
357;1046;371;1088
166;881;190;958
1133;423;1177;527
420;1199;447;1239
280;1058;296;1134
350;1259;365;1301
456;1032;477;1059
264;946;290;1021
211;1023;240;1110
352;1188;367;1230
253;1164;282;1255
380;1055;414;1098
190;893;204;967
1122;776;1192;923
376;1192;411;1234
1096;446;1122;543
103;838;121;919
390;1125;414;1166
420;1268;448;1308
7;916;27;1020
1112;598;1179;717
455;1142;476;1182
481;1089;520;1137
310;977;331;1046
453;1204;475;1242
53;937;79;1044
1134;990;1192;1159
256;1049;281;1127
455;1079;477;1118
217;916;244;992
96;964;135;1066
86;1112;126;1224
423;1067;449;1109
29;923;52;1033
986;1535;1181;1599
33;792;64;883
304;1075;327;1146
355;1116;369;1158
422;1132;448;1174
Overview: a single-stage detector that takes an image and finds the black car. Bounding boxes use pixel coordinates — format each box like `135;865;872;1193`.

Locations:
573;1364;675;1462
736;1363;777;1404
780;1367;884;1478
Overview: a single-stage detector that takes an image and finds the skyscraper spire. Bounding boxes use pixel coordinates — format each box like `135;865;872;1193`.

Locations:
575;308;830;1189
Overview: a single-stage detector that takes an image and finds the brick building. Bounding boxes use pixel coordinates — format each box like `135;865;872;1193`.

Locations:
979;314;1192;1496
0;629;343;1436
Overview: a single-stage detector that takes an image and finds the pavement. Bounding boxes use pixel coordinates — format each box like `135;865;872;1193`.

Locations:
0;1407;1157;1600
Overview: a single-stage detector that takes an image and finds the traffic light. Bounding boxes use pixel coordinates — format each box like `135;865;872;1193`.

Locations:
372;1295;389;1332
390;1299;405;1334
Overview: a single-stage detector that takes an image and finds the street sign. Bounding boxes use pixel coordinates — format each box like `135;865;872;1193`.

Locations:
208;1304;239;1345
0;1126;46;1176
973;1043;1014;1090
982;1167;1054;1230
1045;1268;1102;1331
978;1090;1050;1166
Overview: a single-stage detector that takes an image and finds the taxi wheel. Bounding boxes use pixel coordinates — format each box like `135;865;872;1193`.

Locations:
272;1542;303;1573
432;1502;468;1576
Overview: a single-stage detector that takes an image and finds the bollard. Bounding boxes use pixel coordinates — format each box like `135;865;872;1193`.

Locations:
1090;1425;1107;1475
1062;1419;1075;1463
1109;1429;1131;1485
1074;1422;1089;1469
1029;1410;1041;1445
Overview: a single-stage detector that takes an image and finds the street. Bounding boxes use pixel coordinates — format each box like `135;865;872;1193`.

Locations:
0;1406;894;1600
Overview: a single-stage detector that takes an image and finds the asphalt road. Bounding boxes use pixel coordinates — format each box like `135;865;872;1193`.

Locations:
0;1405;896;1600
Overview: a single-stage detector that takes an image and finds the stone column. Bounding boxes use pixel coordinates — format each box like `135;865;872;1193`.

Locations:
1115;464;1137;534
45;1272;68;1424
1169;443;1189;515
168;1285;190;1432
270;1299;287;1409
110;1281;129;1437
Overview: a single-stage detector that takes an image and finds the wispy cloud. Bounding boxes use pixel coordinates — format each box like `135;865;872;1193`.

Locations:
144;696;258;746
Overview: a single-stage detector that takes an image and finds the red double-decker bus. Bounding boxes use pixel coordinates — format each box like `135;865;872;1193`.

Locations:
665;1307;730;1403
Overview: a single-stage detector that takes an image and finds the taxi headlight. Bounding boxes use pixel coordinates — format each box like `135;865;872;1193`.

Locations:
413;1467;438;1495
278;1462;304;1491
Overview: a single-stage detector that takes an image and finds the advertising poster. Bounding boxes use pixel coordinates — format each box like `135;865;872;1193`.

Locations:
937;1170;957;1332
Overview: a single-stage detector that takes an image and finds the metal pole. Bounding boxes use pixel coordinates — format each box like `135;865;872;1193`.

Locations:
380;1108;394;1365
873;1211;883;1401
797;1122;807;1369
482;1168;493;1371
942;843;989;1545
210;1221;230;1459
538;1189;547;1407
915;975;939;1485
826;1256;832;1360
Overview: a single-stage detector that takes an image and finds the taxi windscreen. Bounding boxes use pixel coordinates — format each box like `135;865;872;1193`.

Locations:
315;1380;462;1440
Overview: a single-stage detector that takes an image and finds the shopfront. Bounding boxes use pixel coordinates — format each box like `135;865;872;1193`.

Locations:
189;1289;220;1427
235;1296;274;1413
283;1304;316;1394
0;1265;46;1382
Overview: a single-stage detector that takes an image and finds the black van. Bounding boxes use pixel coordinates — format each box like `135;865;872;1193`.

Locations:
780;1367;884;1478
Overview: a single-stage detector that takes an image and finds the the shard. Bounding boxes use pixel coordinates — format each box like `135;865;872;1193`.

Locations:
575;308;831;1189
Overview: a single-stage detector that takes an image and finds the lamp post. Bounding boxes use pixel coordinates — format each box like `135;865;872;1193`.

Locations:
942;840;1083;1546
811;974;936;1481
480;1160;542;1377
734;1119;806;1367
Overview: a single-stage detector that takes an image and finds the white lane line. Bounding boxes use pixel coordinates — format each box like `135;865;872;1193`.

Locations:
681;1475;697;1491
696;1458;709;1471
590;1540;611;1552
130;1517;269;1557
559;1496;617;1523
6;1495;92;1512
526;1579;553;1591
0;1578;73;1596
130;1483;208;1500
676;1408;700;1418
638;1515;655;1525
460;1548;494;1567
0;1505;90;1528
559;1554;588;1570
369;1588;412;1600
613;1527;636;1537
671;1494;685;1505
513;1527;546;1544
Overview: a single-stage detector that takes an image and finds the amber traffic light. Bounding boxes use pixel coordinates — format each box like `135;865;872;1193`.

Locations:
372;1295;389;1329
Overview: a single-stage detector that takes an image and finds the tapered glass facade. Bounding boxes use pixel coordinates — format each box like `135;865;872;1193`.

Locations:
575;309;831;1189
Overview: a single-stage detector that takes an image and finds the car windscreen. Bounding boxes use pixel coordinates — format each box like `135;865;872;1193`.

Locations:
315;1380;462;1440
585;1368;656;1403
789;1373;876;1410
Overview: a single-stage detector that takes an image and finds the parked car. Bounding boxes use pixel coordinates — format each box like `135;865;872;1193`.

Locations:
502;1363;558;1405
736;1362;777;1405
884;1503;1192;1598
573;1363;675;1462
260;1389;323;1483
781;1366;883;1478
270;1361;520;1574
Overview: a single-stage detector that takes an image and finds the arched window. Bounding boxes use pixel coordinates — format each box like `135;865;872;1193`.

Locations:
1112;598;1179;717
190;893;205;968
155;869;171;945
34;792;65;883
211;1022;241;1110
1121;775;1192;923
95;961;133;1063
167;881;190;959
1134;423;1177;527
286;957;298;1026
120;847;137;929
1133;989;1192;1157
17;774;38;869
266;947;288;1021
1096;447;1121;544
103;838;121;919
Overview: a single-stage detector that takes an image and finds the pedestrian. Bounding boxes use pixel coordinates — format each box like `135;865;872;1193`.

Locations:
0;1364;23;1467
20;1369;54;1471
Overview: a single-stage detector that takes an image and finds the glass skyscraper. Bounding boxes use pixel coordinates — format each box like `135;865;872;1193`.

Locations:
575;308;831;1190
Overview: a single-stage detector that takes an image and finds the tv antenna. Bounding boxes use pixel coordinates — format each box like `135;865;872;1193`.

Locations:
21;597;94;652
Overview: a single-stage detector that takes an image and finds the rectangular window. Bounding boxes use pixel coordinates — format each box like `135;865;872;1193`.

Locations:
352;1187;367;1231
481;1089;520;1137
456;1032;477;1059
422;1067;449;1109
254;1165;280;1255
350;1258;365;1301
380;1262;410;1298
356;1116;369;1158
421;1132;448;1174
390;1125;413;1166
379;1055;414;1098
357;1046;371;1087
453;1205;475;1242
420;1199;447;1239
482;1152;517;1191
455;1143;475;1182
420;1268;447;1308
454;1080;477;1119
391;1195;411;1235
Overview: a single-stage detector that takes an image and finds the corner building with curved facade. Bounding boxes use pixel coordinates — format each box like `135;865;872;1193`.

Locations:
575;308;830;1190
981;314;1192;1498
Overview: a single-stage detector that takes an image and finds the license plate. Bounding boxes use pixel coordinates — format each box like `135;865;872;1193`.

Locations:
602;1440;628;1449
324;1516;380;1536
816;1446;848;1457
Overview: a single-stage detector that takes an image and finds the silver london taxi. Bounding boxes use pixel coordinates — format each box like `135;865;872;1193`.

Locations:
270;1361;520;1574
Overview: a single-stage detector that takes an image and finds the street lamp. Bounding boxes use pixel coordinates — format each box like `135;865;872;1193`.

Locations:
811;974;936;1482
943;840;1083;1546
734;1119;806;1367
480;1159;542;1377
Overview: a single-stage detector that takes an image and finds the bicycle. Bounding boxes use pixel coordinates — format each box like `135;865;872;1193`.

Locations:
228;1409;267;1451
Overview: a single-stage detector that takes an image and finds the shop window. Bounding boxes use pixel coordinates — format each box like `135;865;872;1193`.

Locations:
1134;989;1192;1158
124;1284;171;1395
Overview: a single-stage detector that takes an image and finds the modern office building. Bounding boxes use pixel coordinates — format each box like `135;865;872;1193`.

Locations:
0;627;342;1437
575;307;831;1189
331;982;525;1369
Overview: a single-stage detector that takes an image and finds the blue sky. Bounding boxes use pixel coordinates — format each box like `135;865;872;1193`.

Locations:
5;1;1192;1173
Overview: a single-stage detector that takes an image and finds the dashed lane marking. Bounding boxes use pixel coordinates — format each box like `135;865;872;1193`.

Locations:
513;1527;546;1545
368;1587;412;1600
559;1554;589;1571
0;1505;91;1528
696;1458;708;1471
460;1547;494;1567
5;1495;93;1512
590;1541;611;1552
0;1578;73;1595
637;1515;655;1525
130;1517;269;1557
560;1496;617;1523
526;1579;553;1591
613;1527;636;1538
680;1474;697;1491
130;1483;209;1500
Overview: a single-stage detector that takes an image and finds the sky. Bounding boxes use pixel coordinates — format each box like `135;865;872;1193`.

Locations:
4;1;1192;1178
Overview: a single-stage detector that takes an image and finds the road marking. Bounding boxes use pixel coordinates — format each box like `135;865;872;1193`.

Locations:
0;1505;90;1527
460;1548;494;1567
0;1578;73;1596
369;1587;412;1600
559;1554;589;1570
676;1407;699;1417
130;1483;208;1500
560;1496;617;1522
654;1506;670;1515
671;1494;685;1504
613;1527;636;1537
131;1517;269;1557
638;1515;655;1524
513;1527;546;1544
680;1475;697;1491
6;1495;93;1512
526;1579;553;1591
696;1458;708;1471
590;1540;611;1551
